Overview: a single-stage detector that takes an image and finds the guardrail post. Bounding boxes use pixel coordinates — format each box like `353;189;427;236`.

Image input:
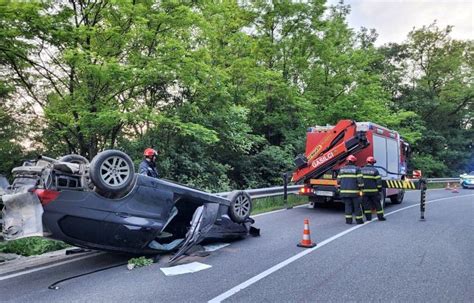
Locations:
420;179;427;221
283;173;292;210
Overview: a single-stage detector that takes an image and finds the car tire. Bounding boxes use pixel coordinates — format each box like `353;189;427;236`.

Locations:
390;190;404;204
89;150;135;194
227;190;252;223
59;154;89;165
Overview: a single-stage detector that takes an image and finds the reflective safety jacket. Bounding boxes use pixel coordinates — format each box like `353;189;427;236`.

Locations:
337;164;364;197
361;164;382;196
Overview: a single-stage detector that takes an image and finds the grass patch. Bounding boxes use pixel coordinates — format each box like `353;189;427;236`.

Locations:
0;237;69;256
426;182;456;189
127;256;153;270
251;195;308;215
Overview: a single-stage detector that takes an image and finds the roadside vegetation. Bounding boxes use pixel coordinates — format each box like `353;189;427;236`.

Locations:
0;237;68;257
0;1;472;191
252;195;309;215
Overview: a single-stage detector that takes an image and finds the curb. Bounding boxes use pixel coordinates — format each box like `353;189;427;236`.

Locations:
0;247;100;279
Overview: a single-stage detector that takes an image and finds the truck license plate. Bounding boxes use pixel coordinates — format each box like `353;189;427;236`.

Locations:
315;190;334;197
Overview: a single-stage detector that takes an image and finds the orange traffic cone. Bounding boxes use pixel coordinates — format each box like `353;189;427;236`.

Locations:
297;219;316;248
445;182;452;190
451;184;459;193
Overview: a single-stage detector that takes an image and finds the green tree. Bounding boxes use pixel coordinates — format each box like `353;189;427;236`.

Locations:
381;23;473;176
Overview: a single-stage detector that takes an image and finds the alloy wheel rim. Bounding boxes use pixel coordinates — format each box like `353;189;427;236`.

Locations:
233;194;251;218
99;156;130;187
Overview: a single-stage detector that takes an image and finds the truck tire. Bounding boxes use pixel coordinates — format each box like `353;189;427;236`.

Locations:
59;154;89;165
390;190;404;204
227;190;252;223
89;150;135;194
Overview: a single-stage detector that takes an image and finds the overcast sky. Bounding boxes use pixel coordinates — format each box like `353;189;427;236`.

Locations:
327;0;473;45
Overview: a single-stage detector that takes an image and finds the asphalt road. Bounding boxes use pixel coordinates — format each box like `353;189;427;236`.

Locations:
0;189;472;302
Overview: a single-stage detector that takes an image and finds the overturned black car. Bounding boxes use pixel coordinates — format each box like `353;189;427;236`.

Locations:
1;150;255;261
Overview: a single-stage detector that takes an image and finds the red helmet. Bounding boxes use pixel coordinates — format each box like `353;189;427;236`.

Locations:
367;156;376;164
347;155;357;163
144;148;158;157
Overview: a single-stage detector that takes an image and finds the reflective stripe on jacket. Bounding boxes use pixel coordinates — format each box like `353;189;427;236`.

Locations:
337;164;364;197
361;164;382;195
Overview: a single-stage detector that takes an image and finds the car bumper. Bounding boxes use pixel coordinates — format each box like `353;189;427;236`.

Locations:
461;181;474;188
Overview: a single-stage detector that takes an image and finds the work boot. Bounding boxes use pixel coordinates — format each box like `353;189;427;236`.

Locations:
356;219;364;225
378;216;386;221
345;218;353;224
365;214;372;221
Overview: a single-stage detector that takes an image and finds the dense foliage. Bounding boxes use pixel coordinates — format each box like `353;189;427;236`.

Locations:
0;0;472;190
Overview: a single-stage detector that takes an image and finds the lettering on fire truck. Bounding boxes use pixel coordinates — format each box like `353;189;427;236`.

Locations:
307;134;332;160
311;151;334;168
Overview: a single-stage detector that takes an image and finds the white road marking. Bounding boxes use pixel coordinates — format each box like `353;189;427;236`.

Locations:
209;193;474;303
0;253;100;281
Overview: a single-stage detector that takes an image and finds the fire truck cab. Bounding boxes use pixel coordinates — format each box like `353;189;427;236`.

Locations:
292;120;411;207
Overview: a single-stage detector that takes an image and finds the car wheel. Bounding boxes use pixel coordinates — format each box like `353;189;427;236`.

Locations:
58;154;89;165
89;150;135;194
227;190;252;223
390;190;404;204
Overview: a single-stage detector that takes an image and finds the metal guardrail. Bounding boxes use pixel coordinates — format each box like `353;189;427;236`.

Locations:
216;185;302;199
217;178;460;199
425;178;460;183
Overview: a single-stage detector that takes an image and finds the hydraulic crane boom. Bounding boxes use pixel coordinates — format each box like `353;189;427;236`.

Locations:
291;120;369;184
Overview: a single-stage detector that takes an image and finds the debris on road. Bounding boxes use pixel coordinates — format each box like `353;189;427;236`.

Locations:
203;243;230;252
127;257;153;270
160;262;212;276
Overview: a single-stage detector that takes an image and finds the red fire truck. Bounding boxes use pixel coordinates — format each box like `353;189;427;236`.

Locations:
292;120;413;207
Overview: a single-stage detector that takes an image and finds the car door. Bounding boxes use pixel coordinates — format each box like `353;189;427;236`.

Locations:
169;203;219;263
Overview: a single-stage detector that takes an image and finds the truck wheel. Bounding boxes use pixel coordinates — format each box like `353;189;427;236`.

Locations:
89;150;135;194
59;154;89;165
227;191;252;223
390;190;404;204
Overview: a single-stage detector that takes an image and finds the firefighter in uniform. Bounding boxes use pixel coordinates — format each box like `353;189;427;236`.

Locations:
337;155;364;224
139;148;159;178
361;156;386;221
